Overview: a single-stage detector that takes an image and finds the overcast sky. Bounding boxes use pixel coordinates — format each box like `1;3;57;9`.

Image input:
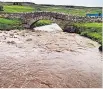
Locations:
0;0;103;7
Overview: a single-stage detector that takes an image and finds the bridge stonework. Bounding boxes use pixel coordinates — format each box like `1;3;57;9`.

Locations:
0;11;102;29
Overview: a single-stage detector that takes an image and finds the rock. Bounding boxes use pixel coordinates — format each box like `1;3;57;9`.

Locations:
63;25;77;33
9;33;14;37
16;44;23;48
26;38;32;41
99;46;102;52
7;41;16;44
55;50;61;52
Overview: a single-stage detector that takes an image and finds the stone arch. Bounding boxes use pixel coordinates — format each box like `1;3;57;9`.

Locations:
29;16;59;29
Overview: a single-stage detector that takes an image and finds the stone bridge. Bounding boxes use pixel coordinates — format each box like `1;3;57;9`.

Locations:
0;11;102;29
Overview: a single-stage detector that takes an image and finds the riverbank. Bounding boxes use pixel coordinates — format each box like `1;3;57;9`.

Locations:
74;22;102;45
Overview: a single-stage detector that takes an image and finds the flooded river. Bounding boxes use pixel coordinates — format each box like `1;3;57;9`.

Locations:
0;30;102;88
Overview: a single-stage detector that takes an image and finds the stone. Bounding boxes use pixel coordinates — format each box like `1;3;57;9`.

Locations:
99;46;102;52
26;38;32;41
7;41;16;44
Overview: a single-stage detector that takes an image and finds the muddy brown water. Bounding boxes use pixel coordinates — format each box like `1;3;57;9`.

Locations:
0;30;102;88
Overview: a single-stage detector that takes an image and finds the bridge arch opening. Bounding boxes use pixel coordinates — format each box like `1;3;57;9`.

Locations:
30;19;56;29
29;19;77;33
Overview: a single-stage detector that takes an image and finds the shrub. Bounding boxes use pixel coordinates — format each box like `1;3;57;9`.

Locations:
0;6;3;11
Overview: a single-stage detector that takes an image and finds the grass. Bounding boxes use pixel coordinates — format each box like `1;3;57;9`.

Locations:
0;18;23;30
74;22;102;28
1;5;102;16
0;18;21;24
0;18;52;30
74;22;102;44
3;5;35;13
32;20;53;27
34;5;102;16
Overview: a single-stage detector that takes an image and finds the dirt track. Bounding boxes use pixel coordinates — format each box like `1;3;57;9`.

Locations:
0;30;102;88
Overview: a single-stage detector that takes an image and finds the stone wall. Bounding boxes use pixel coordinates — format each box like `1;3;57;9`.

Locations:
0;11;102;28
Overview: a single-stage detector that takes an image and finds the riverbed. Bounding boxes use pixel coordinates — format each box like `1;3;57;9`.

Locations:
0;29;102;88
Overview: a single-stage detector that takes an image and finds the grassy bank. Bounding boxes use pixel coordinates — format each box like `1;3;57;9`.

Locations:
0;18;52;30
74;22;102;44
0;18;23;30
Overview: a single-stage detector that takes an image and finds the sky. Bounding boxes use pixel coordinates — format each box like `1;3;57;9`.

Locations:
0;0;103;7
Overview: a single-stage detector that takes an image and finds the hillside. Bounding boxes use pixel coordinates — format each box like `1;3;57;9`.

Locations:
0;2;102;16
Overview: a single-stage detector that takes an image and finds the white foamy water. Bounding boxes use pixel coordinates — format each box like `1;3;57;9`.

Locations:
33;23;63;32
0;29;102;88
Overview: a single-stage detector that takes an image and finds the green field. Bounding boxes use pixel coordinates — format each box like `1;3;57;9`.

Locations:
3;5;35;13
74;22;102;44
1;5;101;16
35;6;102;16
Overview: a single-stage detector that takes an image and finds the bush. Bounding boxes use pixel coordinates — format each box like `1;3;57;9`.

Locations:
0;6;3;11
